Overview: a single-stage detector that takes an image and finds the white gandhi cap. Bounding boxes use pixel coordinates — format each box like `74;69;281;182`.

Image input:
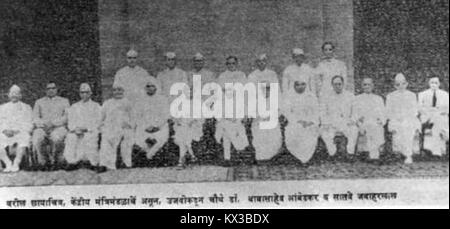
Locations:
165;52;176;59
9;84;21;96
126;49;138;57
292;48;305;55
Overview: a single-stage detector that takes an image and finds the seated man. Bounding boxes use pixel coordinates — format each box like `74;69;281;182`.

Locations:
386;73;421;164
134;78;170;160
215;56;250;162
320;75;358;158
64;83;102;169
354;78;386;160
99;82;134;170
32;81;70;169
0;85;33;172
281;79;320;164
418;77;449;157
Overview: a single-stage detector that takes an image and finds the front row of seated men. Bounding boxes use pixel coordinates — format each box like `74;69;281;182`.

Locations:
0;73;449;173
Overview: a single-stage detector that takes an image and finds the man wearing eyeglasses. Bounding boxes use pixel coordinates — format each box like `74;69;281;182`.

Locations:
31;81;70;170
64;83;102;170
386;73;421;164
315;42;348;100
215;56;249;162
113;49;153;106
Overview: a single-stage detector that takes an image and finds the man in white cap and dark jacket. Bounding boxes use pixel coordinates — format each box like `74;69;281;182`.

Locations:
0;85;33;172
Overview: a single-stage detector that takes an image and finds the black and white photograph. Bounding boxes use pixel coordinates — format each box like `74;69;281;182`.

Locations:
0;0;448;209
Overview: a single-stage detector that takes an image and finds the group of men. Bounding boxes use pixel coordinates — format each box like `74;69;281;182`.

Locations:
0;42;448;173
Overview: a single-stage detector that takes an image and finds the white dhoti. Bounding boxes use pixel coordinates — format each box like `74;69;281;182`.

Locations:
423;114;448;156
135;124;169;159
215;119;248;160
357;122;384;159
0;132;31;149
285;123;318;163
252;123;282;161
64;132;99;165
389;119;421;157
100;129;134;169
321;122;358;156
173;120;203;162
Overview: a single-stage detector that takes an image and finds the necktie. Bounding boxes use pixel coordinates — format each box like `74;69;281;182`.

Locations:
432;90;437;107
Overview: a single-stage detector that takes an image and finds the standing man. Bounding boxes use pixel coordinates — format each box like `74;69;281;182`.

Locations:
99;82;134;170
248;54;282;161
418;77;449;157
354;78;386;160
113;49;153;106
320;75;358;158
32;81;70;170
386;73;421;164
157;52;189;103
187;52;216;91
64;83;102;169
0;85;33;172
134;78;171;160
281;79;320;164
282;48;315;94
248;54;279;92
315;42;348;100
187;52;216;143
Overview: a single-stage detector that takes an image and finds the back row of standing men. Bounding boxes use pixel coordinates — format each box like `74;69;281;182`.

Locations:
1;42;448;173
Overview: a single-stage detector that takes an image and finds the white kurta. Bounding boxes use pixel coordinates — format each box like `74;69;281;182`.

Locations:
113;65;153;106
418;89;449;155
134;94;170;159
217;70;248;118
281;91;320;162
315;58;348;99
157;67;189;103
320;90;358;155
386;90;421;158
248;68;282;160
215;118;248;160
354;93;386;159
188;68;215;89
0;101;33;148
64;100;102;165
282;64;315;94
99;98;134;169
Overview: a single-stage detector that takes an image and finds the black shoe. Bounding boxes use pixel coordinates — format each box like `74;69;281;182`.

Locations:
95;166;108;173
